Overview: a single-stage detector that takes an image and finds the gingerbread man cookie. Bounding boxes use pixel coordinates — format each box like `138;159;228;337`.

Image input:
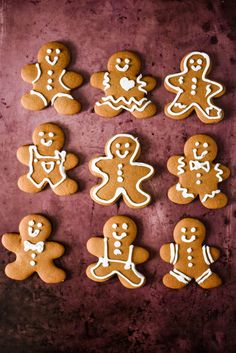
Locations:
21;41;83;115
17;123;79;196
2;214;66;283
167;134;230;209
90;51;157;119
89;134;154;208
164;51;225;124
86;216;149;289
160;218;222;289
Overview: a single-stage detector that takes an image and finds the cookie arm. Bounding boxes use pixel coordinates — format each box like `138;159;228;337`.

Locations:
16;145;30;165
64;153;79;170
209;246;220;262
219;165;230;181
159;244;171;263
2;233;21;252
45;242;65;258
165;74;182;90
21;63;38;83
167;155;184;176
132;246;149;264
87;237;104;258
208;81;225;97
141;76;156;91
90;72;106;90
62;71;83;89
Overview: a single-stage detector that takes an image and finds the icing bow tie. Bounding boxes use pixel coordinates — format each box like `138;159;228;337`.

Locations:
23;240;45;253
189;160;210;172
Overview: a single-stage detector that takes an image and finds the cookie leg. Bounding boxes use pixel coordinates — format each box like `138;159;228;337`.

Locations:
5;261;33;280
53;178;78;196
37;264;66;283
92;184;118;205
131;102;157;119
196;272;222;289
94;103;122;118
165;100;193;120
168;184;196;204
162;273;189;289
118;269;145;289
18;175;44;193
86;263;114;283
21;93;47;111
195;103;223;124
200;191;228;209
123;186;150;208
53;96;81;115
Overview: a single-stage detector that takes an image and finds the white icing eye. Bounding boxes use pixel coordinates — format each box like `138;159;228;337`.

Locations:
38;131;44;137
122;223;128;230
124;143;130;148
115;143;121;148
203;142;208;148
48;132;54;137
56;48;61;54
191;227;197;232
195;141;200;147
37;223;42;228
112;223;118;229
116;58;122;63
28;220;34;226
197;59;202;65
190;59;194;64
47;49;52;54
181;227;186;232
124;58;130;64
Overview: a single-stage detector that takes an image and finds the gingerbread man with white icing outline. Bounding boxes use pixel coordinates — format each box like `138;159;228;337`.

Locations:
89;133;154;208
160;218;222;289
167;134;230;209
165;51;225;124
17;123;79;196
90;51;157;119
86;216;149;289
2;214;66;283
21;41;83;115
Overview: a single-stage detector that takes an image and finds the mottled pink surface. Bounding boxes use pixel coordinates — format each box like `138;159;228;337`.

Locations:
0;0;236;352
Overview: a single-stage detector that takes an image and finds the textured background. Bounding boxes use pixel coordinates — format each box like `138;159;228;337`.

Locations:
0;0;236;352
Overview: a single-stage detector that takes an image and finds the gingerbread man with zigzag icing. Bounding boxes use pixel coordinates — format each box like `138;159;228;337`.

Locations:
167;134;230;209
164;51;225;124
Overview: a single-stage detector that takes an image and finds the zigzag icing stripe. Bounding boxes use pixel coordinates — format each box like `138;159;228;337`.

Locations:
136;74;147;93
96;96;151;112
103;72;110;90
201;189;220;203
177;156;185;175
205;84;212;97
214;163;223;182
196;268;212;284
176;183;194;198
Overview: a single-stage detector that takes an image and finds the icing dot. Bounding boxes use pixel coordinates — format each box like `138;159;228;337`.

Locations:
114;241;121;247
28;220;34;226
47;78;53;84
48;70;53;75
31;253;37;259
125;143;130;148
192;77;197;83
181;227;187;233
122;223;128;230
188;263;193;268
191;90;196;95
48;132;54;137
203;142;208;148
46;49;52;54
37;223;42;228
47;85;53;91
113;249;122;255
191;227;197;232
121;232;127;237
115;143;121;148
34;158;38;163
112;224;118;229
196;180;201;185
56;161;60;165
118;163;123;169
191;84;197;89
30;260;36;266
56;48;61;54
195;142;200;147
196;173;201;177
117;177;124;183
116;58;121;63
187;247;192;253
189;59;194;64
187;256;192;260
38;131;44;137
124;58;130;64
197;59;203;64
117;170;123;176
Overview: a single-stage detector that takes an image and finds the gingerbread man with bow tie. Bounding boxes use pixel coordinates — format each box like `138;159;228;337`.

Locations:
167;134;230;209
2;214;66;283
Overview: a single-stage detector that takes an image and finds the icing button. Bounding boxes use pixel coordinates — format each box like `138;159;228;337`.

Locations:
117;176;124;183
30;260;36;266
187;256;192;260
196;180;201;185
188;263;193;268
114;241;121;247
187;247;192;253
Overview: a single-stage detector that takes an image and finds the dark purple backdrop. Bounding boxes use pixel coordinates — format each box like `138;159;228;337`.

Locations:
0;1;235;352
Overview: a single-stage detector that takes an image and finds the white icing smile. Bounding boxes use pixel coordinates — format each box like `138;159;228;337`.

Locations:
191;65;202;71
28;227;40;237
116;150;129;158
181;235;196;243
112;231;127;240
115;58;130;72
40;138;53;147
193;148;208;160
45;55;59;66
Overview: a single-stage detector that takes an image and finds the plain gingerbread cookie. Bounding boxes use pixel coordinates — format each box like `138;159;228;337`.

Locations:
89;133;155;208
21;41;83;115
164;51;225;124
17;123;79;196
90;50;157;119
2;214;66;283
167;134;230;209
86;215;149;289
160;218;222;289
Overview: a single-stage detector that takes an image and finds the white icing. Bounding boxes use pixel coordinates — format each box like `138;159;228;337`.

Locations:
114;249;122;255
48;70;53;75
193;149;208;160
196;180;201;185
116;150;129;159
47;49;52;54
191;227;196;232
189;160;210;172
47;85;53;91
196;173;201;177
117;176;124;183
56;48;61;54
120;77;135;91
174;102;187;108
41;161;55;174
170;243;178;264
214;163;223;182
169;268;191;284
125;59;130;64
181;227;186;232
115;62;130;72
192;77;197;83
176;183;195;198
30;90;48;106
48;132;54;137
30;260;36;266
191;90;196;96
202;245;214;265
32;63;41;84
188;263;193;267
114;241;121;247
181;235;196;243
136;74;147;93
28;226;40;237
28;220;34;226
96;96;151;112
59;69;70;90
91;134;154;208
165;51;224;120
51;93;73;105
31;253;36;259
24;240;44;253
203;142;208;148
187;247;192;253
195;141;200;147
191;84;197;90
40;139;53;147
196;268;212;284
206;84;211;97
187;256;192;260
178;76;184;84
103;72;110;90
112;231;127;240
47;79;53;84
116;58;121;63
201;189;221;203
177;156;185;175
122;223;128;230
27;146;66;189
112;224;118;229
45;55;58;66
38;131;44;137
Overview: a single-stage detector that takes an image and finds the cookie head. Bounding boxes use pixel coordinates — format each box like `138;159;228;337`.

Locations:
173;218;206;245
103;216;137;243
108;51;141;75
185;52;208;73
19;214;52;242
184;135;217;162
38;41;70;68
32;123;65;152
107;134;139;160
